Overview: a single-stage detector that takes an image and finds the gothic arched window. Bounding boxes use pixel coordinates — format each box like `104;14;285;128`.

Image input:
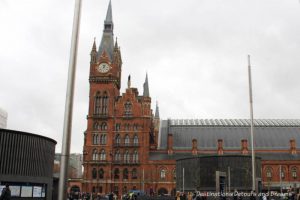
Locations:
99;168;104;179
124;150;130;163
101;122;107;131
292;167;297;179
133;135;139;146
93;122;99;130
100;134;106;145
93;134;98;145
102;91;108;115
92;168;97;179
280;167;286;179
92;149;98;161
100;149;106;160
114;150;121;161
124;124;130;131
124;135;130;146
115;134;121;145
133;124;138;131
123;168;129;179
160;169;166;179
132;168;138;179
266;167;272;179
114;168;120;179
115;123;121;131
94;92;101;115
133;150;139;163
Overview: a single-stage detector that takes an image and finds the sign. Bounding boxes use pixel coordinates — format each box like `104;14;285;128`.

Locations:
21;186;32;197
33;186;42;197
10;186;21;197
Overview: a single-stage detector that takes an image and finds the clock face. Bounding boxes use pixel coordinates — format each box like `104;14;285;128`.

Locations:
97;63;110;73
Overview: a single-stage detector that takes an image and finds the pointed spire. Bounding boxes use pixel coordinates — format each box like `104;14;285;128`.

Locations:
143;73;150;97
155;101;160;118
127;75;131;88
114;37;118;49
92;37;97;51
105;0;113;23
98;0;114;60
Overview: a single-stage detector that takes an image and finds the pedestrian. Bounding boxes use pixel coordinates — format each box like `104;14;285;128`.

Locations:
0;184;11;200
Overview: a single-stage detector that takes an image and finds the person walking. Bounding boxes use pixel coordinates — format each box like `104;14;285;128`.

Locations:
0;184;11;200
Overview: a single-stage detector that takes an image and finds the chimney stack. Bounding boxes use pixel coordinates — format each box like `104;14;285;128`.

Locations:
217;139;224;155
290;139;297;155
241;139;249;154
167;134;173;155
192;139;198;155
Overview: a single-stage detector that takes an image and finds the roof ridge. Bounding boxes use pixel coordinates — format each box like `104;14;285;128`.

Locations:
167;119;300;127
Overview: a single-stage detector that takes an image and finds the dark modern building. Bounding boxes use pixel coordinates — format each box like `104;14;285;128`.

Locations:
176;155;262;192
0;128;56;200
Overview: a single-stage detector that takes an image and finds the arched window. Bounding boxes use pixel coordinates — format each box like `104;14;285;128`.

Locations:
115;123;121;131
173;169;176;180
114;168;120;179
93;122;99;130
133;124;138;131
124;101;132;115
291;167;297;179
99;168;104;179
132;168;138;179
94;91;109;115
100;149;106;160
100;134;107;145
102;91;108;115
123;168;129;179
133;135;139;146
125;135;130;146
125;124;130;131
266;167;272;179
101;122;107;131
92;149;98;160
124;150;130;163
133;150;139;163
115;134;121;145
160;169;166;179
92;168;97;179
94;92;101;115
114;150;121;161
93;134;98;145
280;167;286;179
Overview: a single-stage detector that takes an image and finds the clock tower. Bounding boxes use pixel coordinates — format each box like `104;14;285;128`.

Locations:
82;0;154;195
83;0;123;193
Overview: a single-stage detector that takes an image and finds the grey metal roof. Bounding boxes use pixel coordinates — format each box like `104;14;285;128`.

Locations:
158;119;300;150
169;119;300;127
149;152;300;161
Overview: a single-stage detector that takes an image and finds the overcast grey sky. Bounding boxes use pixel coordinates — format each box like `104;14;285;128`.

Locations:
0;0;300;153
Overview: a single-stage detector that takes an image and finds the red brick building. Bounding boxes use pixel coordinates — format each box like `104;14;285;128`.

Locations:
82;1;300;196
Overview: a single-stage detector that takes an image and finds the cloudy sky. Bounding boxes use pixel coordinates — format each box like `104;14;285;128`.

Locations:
0;0;300;153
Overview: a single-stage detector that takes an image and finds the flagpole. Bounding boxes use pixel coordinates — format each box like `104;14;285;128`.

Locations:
248;55;256;192
58;0;82;200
